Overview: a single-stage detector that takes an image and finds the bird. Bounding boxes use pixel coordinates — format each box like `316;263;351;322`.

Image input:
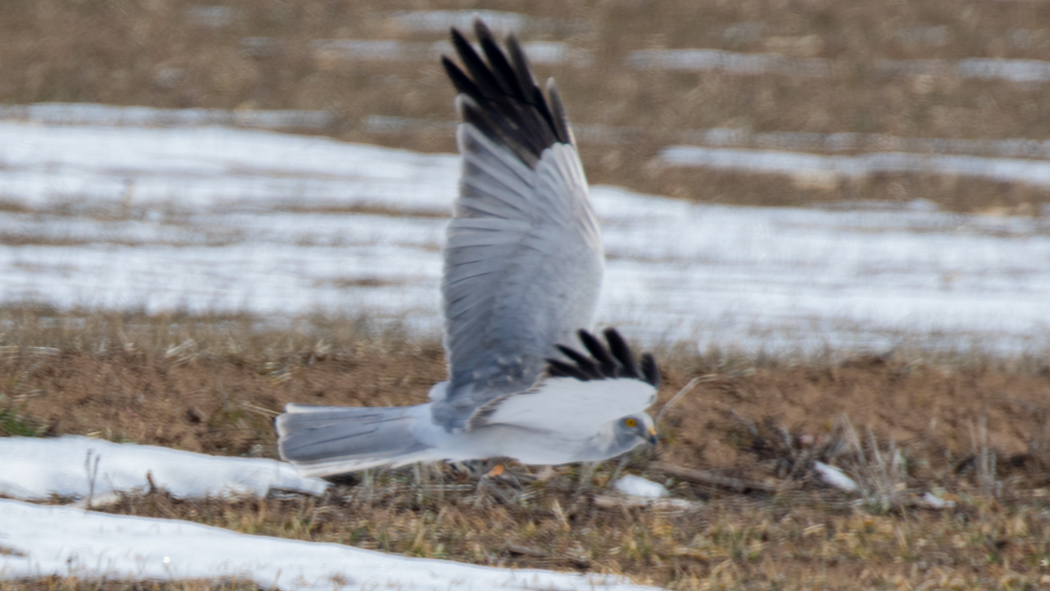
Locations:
275;19;660;478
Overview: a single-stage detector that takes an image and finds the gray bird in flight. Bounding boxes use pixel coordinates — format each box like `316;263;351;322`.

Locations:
276;20;660;478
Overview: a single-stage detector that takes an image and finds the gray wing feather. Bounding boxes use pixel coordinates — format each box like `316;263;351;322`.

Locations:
437;132;602;429
434;25;603;430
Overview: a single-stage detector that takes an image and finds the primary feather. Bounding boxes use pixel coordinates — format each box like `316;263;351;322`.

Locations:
433;20;603;432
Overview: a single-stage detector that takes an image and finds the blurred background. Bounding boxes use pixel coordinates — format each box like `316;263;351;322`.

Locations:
1;0;1048;356
5;0;1050;211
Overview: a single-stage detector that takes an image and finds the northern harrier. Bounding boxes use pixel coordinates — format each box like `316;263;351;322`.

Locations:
277;20;660;477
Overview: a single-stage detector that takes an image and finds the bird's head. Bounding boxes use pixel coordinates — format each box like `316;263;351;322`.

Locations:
615;413;658;448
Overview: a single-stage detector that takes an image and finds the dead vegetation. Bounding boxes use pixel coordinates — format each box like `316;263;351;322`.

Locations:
2;306;1050;589
33;470;1050;591
4;0;1050;212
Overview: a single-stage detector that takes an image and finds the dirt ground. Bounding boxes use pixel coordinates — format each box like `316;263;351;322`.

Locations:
4;0;1050;213
2;311;1050;589
4;343;1048;479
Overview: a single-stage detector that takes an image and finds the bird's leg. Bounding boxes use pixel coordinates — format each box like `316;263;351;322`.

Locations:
482;458;539;488
606;454;632;489
474;475;516;505
577;461;600;490
533;466;557;482
447;458;536;485
446;459;491;480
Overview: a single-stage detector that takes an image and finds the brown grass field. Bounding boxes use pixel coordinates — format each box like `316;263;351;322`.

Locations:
2;307;1050;590
3;1;1050;589
4;0;1050;212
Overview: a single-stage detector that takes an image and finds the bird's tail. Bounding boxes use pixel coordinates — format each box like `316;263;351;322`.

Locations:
276;403;435;478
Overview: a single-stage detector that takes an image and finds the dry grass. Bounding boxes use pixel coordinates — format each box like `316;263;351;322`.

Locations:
2;306;1050;589
4;0;1050;212
20;476;1050;591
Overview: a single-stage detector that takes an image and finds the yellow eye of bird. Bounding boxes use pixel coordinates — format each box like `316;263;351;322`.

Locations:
624;418;637;428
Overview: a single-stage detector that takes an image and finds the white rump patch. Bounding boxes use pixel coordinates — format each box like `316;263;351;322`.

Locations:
469;377;656;434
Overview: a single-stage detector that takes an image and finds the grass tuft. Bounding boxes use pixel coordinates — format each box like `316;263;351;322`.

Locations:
0;395;47;437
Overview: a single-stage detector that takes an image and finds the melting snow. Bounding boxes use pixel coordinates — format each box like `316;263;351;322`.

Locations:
658;145;1050;188
384;9;537;33
0;103;1044;590
0;118;1047;355
628;47;1050;83
813;461;859;493
0;499;657;590
310;38;590;65
363;113;1050;160
0;103;331;130
0;436;661;589
0;436;327;501
628;48;831;77
614;475;669;498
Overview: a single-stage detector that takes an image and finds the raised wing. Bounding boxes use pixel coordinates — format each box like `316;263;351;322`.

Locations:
467;328;660;433
433;21;604;430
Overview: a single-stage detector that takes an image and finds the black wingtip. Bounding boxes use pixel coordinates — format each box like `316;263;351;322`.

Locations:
640;352;660;388
441;55;478;98
578;329;617;376
546;80;572;146
555;344;602;379
545;328;659;387
602;327;640;379
443;18;567;163
545;357;591;381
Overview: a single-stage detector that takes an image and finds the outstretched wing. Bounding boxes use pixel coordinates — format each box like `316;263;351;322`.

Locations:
434;21;604;430
466;328;660;433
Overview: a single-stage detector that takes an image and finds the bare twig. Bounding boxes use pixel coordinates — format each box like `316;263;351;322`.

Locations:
656;377;701;425
728;408;758;438
593;494;699;511
504;542;590;568
835;415;910;511
84;449;100;506
504;543;547;558
969;412;999;497
238;401;281;417
652;462;779;493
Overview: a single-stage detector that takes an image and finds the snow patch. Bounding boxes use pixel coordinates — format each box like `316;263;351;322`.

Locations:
0;436;327;501
614;475;669;498
627;47;1050;83
0;103;331;130
813;462;858;493
0;119;1048;355
384;10;535;33
658;145;1050;188
361;113;1050;160
0;499;658;590
310;38;589;65
628;48;830;77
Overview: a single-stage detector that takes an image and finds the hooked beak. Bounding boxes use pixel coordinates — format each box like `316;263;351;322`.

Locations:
647;426;658;446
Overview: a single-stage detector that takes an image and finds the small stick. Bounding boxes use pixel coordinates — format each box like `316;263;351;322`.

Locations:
656;377;701;425
239;401;281;417
652;462;779;493
593;494;698;511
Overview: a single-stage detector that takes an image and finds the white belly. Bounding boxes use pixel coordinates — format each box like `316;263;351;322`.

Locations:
414;419;609;465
